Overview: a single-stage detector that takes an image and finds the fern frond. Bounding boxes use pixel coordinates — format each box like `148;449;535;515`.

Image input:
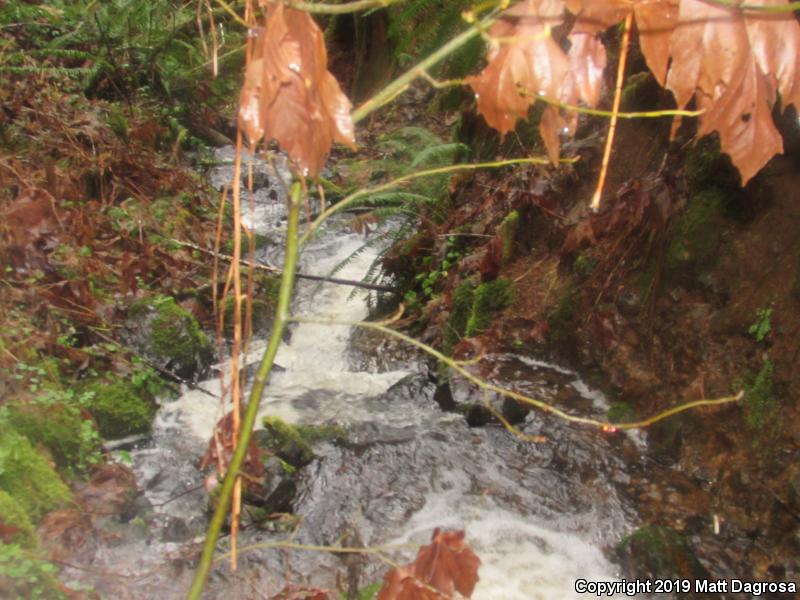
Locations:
410;142;470;168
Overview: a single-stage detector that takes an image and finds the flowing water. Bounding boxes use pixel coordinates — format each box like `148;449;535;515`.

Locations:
69;148;638;599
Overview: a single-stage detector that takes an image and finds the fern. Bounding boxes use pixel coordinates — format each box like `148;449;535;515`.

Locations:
387;0;484;77
328;126;465;309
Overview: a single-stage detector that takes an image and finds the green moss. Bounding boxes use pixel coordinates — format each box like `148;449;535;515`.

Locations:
222;232;270;256
0;491;37;547
465;279;513;337
84;379;156;439
620;71;655;111
498;211;519;264
0;543;65;600
685;136;742;194
444;279;513;351
573;254;595;280
294;423;348;445
617;526;707;580
259;274;281;304
607;402;635;424
665;188;724;272
444;280;476;353
0;429;72;521
260;417;316;467
741;358;778;431
147;296;212;372
7;402;101;476
546;285;578;343
223;296;274;337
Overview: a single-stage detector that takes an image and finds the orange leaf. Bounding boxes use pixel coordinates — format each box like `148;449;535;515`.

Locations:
376;566;441;600
412;529;481;598
632;0;678;86
566;0;629;34
467;0;569;139
663;0;799;183
743;0;800;111
377;529;481;600
237;4;355;177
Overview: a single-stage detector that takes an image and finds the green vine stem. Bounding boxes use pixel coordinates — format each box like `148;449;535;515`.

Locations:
290;315;744;431
187;182;303;600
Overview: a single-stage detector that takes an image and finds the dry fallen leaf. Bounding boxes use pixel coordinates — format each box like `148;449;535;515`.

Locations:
238;3;355;177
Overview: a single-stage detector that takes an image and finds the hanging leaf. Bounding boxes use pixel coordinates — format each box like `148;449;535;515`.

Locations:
467;0;569;140
663;0;800;184
237;3;355;177
565;0;629;34
632;0;679;86
377;529;481;600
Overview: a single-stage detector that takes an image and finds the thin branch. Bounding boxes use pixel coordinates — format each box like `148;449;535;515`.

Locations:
590;11;633;212
170;238;397;292
290;314;744;431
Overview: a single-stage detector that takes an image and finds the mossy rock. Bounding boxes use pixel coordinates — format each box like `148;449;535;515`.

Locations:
127;295;213;380
257;417;346;468
466;279;513;337
617;526;710;585
665;188;724;274
497;211;519;264
0;490;37;547
0;429;72;521
84;379;156;440
258;417;315;467
7;402;101;476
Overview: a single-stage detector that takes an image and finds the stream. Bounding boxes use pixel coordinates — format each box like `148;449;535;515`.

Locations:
69;147;639;599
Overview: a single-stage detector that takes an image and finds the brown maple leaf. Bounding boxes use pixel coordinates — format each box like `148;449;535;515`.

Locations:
238;3;355;177
469;0;614;163
566;0;678;85
377;529;481;600
467;0;569;139
664;0;799;183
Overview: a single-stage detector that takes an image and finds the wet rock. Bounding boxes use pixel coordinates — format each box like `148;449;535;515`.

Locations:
160;515;191;543
348;326;422;373
259;456;297;513
616;525;714;596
